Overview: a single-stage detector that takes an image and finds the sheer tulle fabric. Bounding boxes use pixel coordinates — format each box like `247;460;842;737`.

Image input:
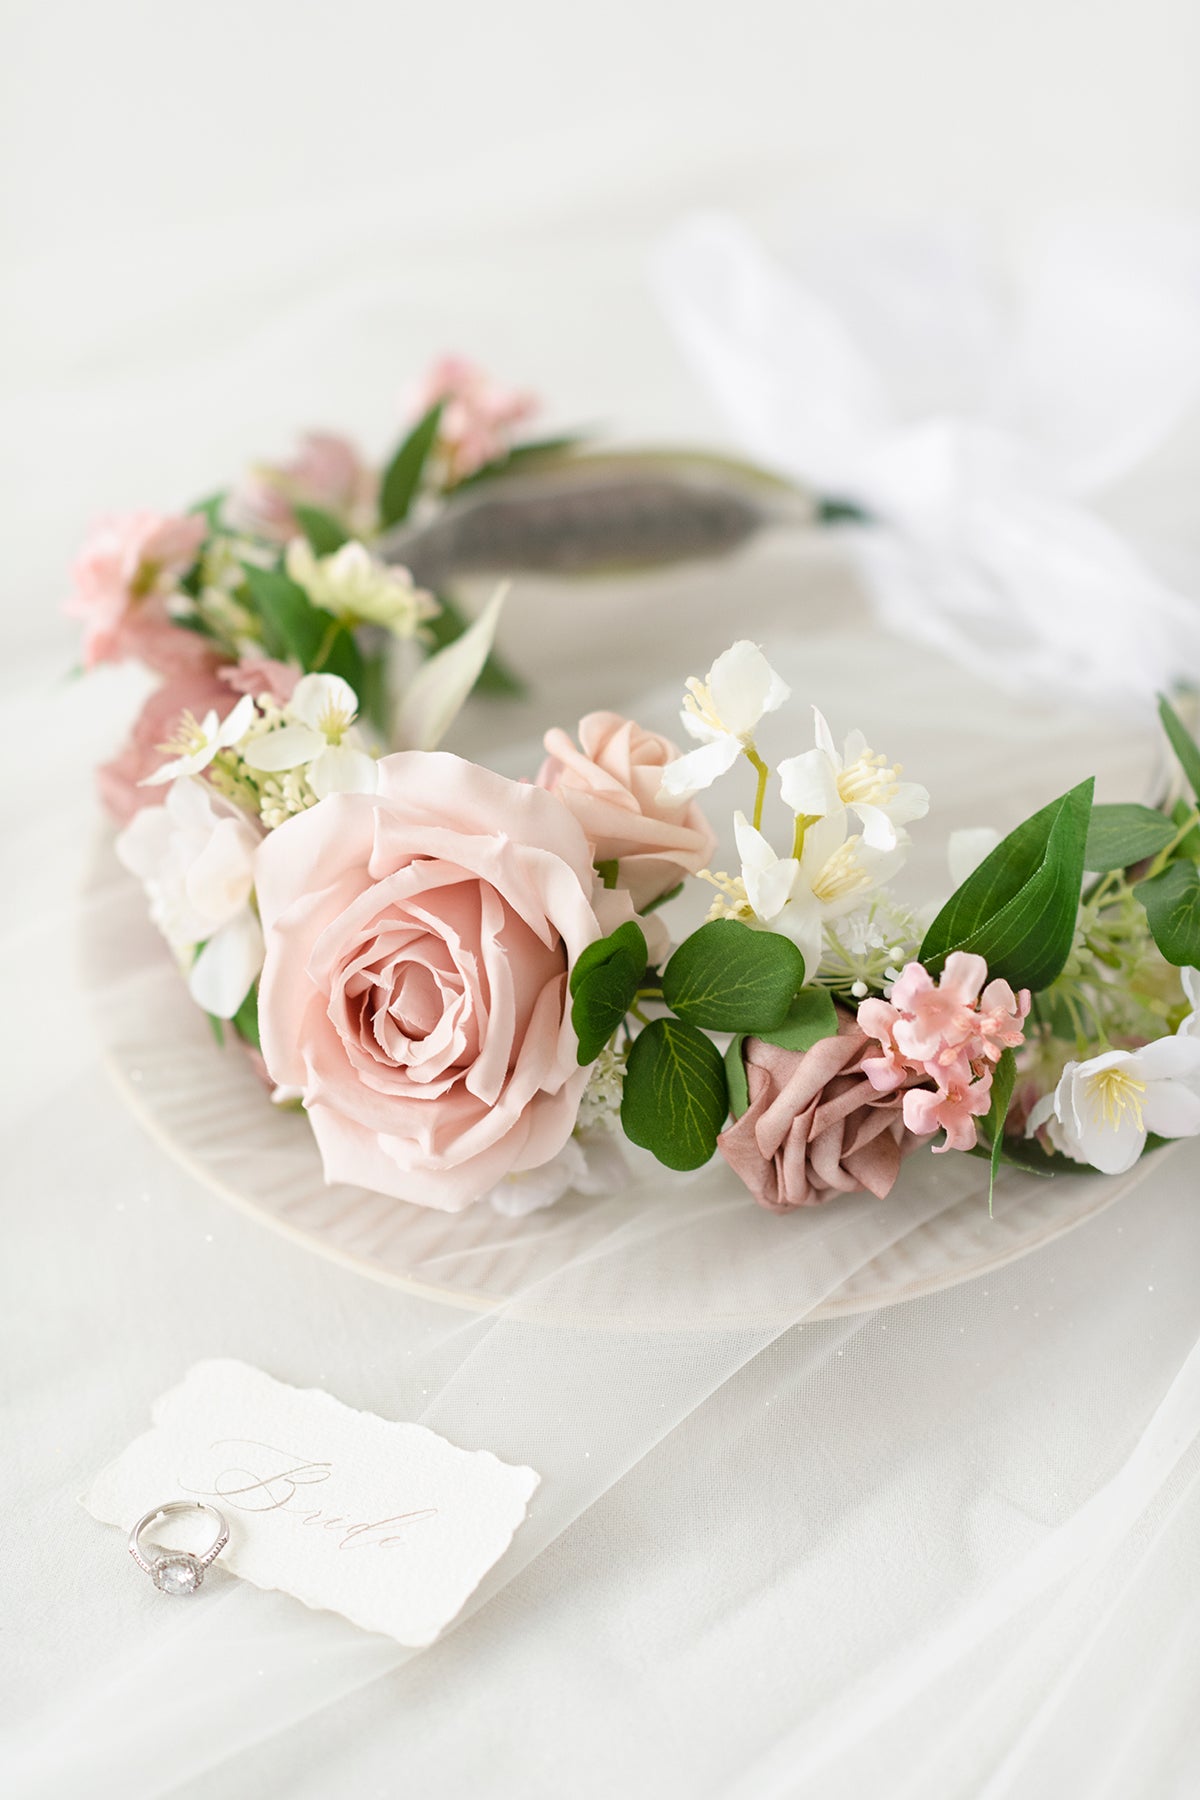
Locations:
7;551;1200;1798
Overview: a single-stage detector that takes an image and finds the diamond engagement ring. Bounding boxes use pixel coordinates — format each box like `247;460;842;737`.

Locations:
128;1500;230;1595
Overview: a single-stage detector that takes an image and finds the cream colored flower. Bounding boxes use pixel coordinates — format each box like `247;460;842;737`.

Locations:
778;709;929;852
1029;1038;1200;1174
241;674;377;798
658;641;790;801
285;538;438;638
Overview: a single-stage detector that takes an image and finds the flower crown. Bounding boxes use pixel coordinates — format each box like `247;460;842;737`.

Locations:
74;358;1200;1220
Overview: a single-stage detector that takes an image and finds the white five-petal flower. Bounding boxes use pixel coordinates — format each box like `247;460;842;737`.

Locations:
241;673;378;798
1029;1037;1200;1175
657;640;790;802
141;694;257;787
730;809;906;980
116;778;264;1019
778;709;929;852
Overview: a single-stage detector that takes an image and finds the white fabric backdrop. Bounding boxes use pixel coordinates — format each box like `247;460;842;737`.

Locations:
5;4;1200;1796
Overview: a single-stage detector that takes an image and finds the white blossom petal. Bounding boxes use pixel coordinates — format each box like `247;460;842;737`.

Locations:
290;673;359;734
1141;1081;1200;1139
187;911;265;1019
1133;1034;1200;1082
241;723;326;772
393;582;507;751
854;802;899;852
308;743;379;798
706;640;790;738
657;735;742;801
733;810;777;874
185;818;257;926
1078;1104;1146;1174
778;748;841;819
215;694;257;747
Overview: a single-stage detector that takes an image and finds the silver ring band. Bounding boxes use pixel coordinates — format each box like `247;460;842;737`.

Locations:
128;1500;229;1595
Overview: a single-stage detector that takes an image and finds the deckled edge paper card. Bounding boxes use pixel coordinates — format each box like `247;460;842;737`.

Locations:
82;1359;540;1646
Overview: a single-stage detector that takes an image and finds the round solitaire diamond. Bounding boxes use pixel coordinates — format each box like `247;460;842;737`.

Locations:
152;1553;203;1596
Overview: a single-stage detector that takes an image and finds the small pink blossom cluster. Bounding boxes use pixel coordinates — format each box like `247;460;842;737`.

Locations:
857;952;1031;1153
410;354;537;484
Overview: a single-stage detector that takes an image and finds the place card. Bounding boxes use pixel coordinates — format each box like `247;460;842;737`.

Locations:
83;1358;540;1646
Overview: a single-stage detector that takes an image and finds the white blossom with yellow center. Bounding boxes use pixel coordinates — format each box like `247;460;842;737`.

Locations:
778;707;929;852
241;673;377;798
727;809;906;981
1029;1038;1200;1175
142;694;257;786
657;640;790;802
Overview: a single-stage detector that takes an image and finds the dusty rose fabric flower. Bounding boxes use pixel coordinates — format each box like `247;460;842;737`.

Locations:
537;711;717;908
226;432;377;543
96;662;231;825
718;1014;918;1211
255;751;623;1210
67;511;206;668
410;354;538;483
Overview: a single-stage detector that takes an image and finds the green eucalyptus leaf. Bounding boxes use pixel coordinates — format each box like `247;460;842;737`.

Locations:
755;987;839;1052
1171;797;1200;862
595;860;620;890
621;1017;728;1171
241;564;326;665
379;401;444;528
321;624;365;695
1084;803;1176;872
920;778;1094;993
1158;694;1200;803
1134;859;1200;966
570;920;647;1064
293;505;350;555
662;919;805;1032
724;1034;750;1119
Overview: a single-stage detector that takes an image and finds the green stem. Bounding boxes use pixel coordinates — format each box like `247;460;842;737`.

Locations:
1146;808;1200;880
310;617;341;672
744;745;770;831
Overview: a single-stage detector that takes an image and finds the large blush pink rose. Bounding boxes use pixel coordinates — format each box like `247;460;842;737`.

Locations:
537;712;717;909
255;752;623;1210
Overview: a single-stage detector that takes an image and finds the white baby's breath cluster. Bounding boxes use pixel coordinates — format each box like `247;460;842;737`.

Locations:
576;1043;628;1132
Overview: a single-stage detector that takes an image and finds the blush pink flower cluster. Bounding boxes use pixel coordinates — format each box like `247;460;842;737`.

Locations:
857;952;1031;1153
66;510;207;669
411;355;538;484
